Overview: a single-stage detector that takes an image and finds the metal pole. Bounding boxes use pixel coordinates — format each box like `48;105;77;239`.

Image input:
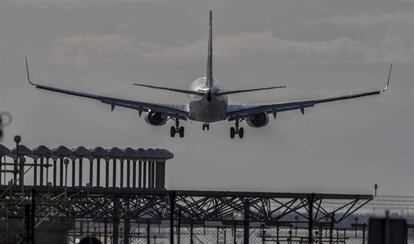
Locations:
261;224;265;244
89;159;93;187
105;159;109;188
329;213;334;244
120;159;124;188
233;223;236;244
40;158;44;186
0;155;3;185
14;135;20;186
79;158;83;187
308;193;315;244
64;159;69;198
362;223;366;244
147;222;151;244
177;211;181;244
127;160;131;188
190;223;194;244
30;188;36;244
104;220;108;244
138;161;142;188
133;160;137;188
113;196;120;244
72;158;76;187
169;191;176;244
25;205;30;242
33;158;37;186
113;159;117;188
143;161;147;188
276;224;279;243
385;210;390;244
124;217;130;244
96;158;101;187
244;199;250;244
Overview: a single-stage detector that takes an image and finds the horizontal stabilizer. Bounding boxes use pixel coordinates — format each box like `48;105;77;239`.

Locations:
133;83;206;96
215;85;286;96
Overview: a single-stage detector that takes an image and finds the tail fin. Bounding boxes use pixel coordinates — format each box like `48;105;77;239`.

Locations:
206;10;213;89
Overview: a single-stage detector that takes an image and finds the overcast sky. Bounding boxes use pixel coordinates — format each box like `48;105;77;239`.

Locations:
1;0;414;195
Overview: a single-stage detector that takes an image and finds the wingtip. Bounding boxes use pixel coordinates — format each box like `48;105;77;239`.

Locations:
381;63;392;93
25;57;36;86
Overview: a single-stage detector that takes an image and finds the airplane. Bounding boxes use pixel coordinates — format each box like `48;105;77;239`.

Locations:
26;10;392;139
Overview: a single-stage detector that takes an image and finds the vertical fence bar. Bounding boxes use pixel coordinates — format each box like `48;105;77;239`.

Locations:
33;158;38;186
143;161;147;188
113;159;117;188
138;161;142;188
71;159;76;187
133;160;137;188
127;160;131;188
120;159;124;188
105;159;109;188
96;158;100;187
39;158;44;186
89;159;93;187
78;158;83;187
52;159;57;186
59;158;64;186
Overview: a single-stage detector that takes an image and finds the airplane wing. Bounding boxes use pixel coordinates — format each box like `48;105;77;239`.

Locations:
25;59;188;120
227;65;392;121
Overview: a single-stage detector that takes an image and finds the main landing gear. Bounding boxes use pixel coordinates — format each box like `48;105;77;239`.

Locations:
171;119;184;138
202;123;210;131
230;119;244;139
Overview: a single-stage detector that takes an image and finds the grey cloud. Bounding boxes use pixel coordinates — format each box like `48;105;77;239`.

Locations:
52;34;143;67
141;32;361;61
319;11;414;28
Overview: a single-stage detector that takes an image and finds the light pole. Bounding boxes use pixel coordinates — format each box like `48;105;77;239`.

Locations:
13;135;21;185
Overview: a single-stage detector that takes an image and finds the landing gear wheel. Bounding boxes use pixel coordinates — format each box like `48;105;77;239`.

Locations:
230;127;236;139
179;126;185;138
238;127;244;139
230;119;245;139
170;126;176;138
171;119;184;138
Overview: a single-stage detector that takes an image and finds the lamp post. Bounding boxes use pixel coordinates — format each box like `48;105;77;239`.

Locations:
14;135;21;185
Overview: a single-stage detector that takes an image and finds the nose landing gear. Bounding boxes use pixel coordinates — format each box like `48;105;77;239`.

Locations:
202;123;210;131
230;119;244;139
170;119;184;138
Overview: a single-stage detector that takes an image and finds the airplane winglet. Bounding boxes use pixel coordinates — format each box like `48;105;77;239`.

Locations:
381;64;392;93
25;57;37;86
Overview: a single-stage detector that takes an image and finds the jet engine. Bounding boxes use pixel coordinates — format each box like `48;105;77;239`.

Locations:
246;113;269;128
145;111;167;126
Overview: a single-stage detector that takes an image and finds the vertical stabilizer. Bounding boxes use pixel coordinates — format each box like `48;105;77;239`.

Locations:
206;10;213;89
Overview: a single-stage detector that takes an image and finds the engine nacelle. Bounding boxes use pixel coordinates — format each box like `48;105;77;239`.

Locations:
145;111;167;126
246;113;269;128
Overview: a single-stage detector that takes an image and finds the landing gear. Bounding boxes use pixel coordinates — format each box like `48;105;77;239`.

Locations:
230;119;244;139
170;119;184;138
202;123;210;131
